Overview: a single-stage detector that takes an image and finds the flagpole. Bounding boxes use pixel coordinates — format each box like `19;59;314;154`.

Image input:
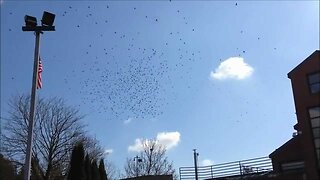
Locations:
23;30;41;180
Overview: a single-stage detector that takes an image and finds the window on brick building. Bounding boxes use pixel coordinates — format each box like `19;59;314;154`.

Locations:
308;72;320;93
281;161;304;171
311;117;320;127
309;106;320;167
309;107;320;119
313;128;320;138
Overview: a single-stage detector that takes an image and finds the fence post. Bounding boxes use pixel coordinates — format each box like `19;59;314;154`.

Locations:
211;165;214;179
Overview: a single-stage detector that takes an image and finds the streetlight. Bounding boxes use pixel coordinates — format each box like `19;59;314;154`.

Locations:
134;156;142;177
193;149;199;180
22;11;55;180
148;148;153;174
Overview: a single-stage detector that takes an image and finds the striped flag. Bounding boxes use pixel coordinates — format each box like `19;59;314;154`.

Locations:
37;57;43;89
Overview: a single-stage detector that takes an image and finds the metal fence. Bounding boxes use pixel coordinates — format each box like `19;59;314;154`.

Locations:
179;156;273;180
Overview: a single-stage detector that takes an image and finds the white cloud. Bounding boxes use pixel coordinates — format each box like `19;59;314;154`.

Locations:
156;131;180;150
104;149;114;155
201;159;214;166
128;131;181;152
210;57;253;80
128;139;145;152
123;118;132;125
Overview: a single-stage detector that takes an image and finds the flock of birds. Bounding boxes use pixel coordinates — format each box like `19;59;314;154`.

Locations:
6;2;278;121
59;3;207;120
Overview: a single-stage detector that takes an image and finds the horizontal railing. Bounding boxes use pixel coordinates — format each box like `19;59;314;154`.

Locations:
179;156;273;180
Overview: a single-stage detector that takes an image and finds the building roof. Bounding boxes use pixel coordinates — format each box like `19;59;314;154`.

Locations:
269;135;302;159
287;50;320;78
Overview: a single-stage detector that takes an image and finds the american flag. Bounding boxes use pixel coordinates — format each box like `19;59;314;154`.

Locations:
37;57;43;89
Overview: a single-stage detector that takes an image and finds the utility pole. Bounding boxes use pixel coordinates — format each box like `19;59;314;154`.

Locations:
193;149;199;180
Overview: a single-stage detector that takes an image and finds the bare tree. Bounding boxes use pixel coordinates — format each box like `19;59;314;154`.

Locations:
124;139;176;178
80;136;104;162
105;160;121;180
2;95;103;180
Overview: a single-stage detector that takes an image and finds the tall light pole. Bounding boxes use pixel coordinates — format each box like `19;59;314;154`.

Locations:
148;148;153;174
22;11;55;180
193;149;199;180
134;155;142;177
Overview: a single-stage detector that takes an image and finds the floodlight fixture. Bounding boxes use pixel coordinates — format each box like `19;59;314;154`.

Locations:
41;11;55;26
24;15;37;27
22;11;55;32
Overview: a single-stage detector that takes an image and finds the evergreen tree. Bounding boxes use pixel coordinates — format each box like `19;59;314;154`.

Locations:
85;154;92;180
91;160;100;180
98;159;107;180
67;143;86;180
0;154;16;180
31;158;43;180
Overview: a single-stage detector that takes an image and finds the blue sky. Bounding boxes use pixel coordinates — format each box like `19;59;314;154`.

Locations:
1;0;319;174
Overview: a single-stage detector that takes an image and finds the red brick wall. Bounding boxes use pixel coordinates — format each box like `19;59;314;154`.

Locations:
288;51;320;179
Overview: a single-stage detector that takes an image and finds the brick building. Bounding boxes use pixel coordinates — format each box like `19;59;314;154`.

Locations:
269;50;320;179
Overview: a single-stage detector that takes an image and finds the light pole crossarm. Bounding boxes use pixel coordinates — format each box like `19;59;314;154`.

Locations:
22;26;55;32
